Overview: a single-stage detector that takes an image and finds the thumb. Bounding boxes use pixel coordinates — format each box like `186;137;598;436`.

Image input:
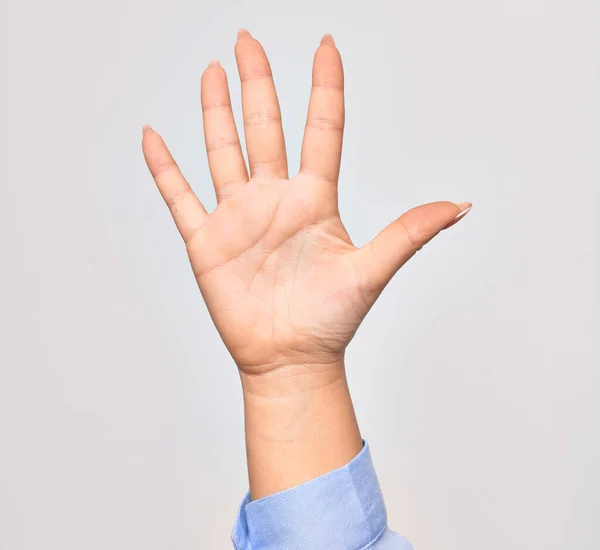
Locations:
352;201;472;292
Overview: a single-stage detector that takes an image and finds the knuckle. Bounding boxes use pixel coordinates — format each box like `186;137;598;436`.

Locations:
398;219;423;251
202;99;232;112
205;137;240;153
164;187;192;209
306;116;344;132
150;157;177;178
311;83;344;92
243;110;282;127
239;71;272;83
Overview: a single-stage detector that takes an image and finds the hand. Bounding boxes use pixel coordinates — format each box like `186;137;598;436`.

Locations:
142;30;471;381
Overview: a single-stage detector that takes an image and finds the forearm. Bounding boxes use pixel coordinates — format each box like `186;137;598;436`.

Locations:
239;359;363;500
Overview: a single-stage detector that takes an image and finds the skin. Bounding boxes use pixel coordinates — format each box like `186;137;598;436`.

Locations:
142;30;471;500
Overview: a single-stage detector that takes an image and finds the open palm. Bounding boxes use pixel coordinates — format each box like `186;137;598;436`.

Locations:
142;31;470;376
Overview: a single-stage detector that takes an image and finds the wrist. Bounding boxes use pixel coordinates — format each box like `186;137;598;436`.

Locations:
240;358;363;499
238;357;346;398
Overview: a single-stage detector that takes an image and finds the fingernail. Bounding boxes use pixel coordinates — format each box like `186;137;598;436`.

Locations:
142;124;153;136
237;28;251;40
444;202;472;229
207;59;221;68
321;34;335;46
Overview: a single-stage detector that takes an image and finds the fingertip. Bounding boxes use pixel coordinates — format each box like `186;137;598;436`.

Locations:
444;202;473;229
237;28;251;40
455;202;473;220
207;59;221;69
320;34;335;46
142;124;154;137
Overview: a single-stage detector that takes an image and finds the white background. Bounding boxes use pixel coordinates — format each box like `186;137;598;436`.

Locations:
1;0;599;548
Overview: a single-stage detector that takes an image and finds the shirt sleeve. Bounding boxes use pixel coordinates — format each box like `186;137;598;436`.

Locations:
231;442;413;550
